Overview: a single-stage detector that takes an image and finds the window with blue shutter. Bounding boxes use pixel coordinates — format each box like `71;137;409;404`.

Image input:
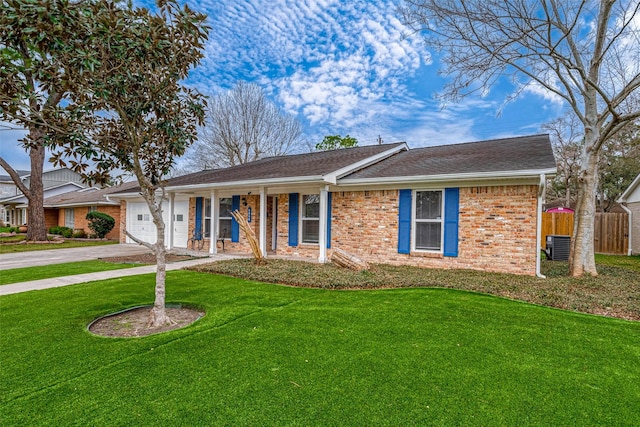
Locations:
194;197;203;239
398;189;412;254
443;188;459;257
288;193;299;246
327;192;332;249
231;195;240;242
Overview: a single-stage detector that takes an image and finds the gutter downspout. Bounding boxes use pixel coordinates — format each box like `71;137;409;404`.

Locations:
536;174;546;278
620;203;632;256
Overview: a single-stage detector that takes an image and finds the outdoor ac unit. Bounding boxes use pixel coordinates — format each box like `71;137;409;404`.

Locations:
546;235;571;261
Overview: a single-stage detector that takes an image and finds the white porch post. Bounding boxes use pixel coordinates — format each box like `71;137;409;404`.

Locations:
210;190;218;254
167;192;175;250
259;186;267;257
318;185;328;263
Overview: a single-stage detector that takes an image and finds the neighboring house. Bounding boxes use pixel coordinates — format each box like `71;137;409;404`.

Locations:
42;182;137;239
618;173;640;255
0;167;86;226
112;134;557;276
0;168;29;224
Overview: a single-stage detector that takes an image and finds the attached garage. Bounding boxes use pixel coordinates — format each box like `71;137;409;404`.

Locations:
126;202;159;244
125;200;190;247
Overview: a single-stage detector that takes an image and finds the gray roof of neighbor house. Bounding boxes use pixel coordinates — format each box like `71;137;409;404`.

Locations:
342;134;556;181
0;169;30;182
43;181;139;207
165;142;406;188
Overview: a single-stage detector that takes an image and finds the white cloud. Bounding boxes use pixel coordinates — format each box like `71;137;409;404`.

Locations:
190;0;428;133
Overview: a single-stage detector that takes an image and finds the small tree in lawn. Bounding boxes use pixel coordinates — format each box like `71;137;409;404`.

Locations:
86;211;115;239
55;0;209;327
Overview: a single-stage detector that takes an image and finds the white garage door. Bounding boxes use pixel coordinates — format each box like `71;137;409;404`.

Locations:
172;200;189;248
127;202;158;244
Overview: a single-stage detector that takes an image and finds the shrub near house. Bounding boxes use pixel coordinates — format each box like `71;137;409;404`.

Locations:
86;211;115;238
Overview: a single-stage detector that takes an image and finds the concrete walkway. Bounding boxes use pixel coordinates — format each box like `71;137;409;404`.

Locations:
0;244;240;296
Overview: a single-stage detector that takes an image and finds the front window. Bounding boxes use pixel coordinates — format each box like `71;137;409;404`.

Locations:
218;198;232;239
301;194;319;244
204;198;212;238
414;190;442;251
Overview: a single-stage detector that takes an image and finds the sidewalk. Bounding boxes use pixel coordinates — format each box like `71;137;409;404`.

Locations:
0;247;241;296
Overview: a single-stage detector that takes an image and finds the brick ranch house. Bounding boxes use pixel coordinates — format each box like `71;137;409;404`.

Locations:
42;182;138;239
113;134;557;276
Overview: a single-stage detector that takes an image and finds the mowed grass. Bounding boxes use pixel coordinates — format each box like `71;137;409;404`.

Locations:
0;260;141;285
1;271;639;426
0;239;117;254
191;255;640;321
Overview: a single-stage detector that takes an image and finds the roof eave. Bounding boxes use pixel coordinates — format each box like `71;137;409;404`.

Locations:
618;173;640;202
164;175;324;193
338;168;558;186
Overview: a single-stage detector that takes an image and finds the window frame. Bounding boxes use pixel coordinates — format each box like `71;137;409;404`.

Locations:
203;198;212;238
300;193;320;244
217;197;233;240
412;189;444;253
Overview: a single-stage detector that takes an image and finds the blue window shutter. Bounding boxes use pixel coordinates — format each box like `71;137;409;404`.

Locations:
327;192;332;249
231;195;240;242
195;197;203;239
288;193;299;246
398;189;412;254
443;188;459;257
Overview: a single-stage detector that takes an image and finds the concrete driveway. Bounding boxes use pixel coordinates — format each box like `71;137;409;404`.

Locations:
0;243;153;270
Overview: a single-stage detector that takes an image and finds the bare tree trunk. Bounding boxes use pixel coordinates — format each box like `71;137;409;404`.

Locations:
569;149;598;277
26;132;48;242
148;240;173;327
145;195;174;328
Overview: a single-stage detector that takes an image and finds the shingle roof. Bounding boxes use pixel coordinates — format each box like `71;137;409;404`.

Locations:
43;181;139;206
161;143;405;188
342;134;556;180
0;169;30;182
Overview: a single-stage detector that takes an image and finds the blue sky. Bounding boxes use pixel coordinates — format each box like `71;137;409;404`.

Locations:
1;0;566;172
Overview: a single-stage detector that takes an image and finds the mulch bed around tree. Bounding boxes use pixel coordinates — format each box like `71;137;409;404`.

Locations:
91;253;207;337
88;305;205;337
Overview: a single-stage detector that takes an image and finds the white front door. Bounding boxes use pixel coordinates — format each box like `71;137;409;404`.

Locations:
172;200;189;248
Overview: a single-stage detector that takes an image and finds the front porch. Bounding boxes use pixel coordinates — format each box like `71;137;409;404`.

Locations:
166;186;333;264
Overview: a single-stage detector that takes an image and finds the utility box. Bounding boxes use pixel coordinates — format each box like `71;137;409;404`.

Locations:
546;235;571;261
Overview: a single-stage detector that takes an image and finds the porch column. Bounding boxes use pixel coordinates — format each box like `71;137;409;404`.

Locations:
318;185;328;263
259;186;267;257
210;190;218;254
167;192;175;250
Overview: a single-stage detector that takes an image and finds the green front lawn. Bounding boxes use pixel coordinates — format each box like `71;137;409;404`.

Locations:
0;260;141;286
1;271;638;426
0;239;117;253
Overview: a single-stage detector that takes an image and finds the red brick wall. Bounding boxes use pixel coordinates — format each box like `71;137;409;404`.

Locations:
65;205;122;239
271;186;538;275
181;185;539;275
44;208;58;230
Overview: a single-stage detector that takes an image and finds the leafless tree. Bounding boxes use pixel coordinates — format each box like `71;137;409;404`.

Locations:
541;111;583;208
185;81;303;171
402;0;640;276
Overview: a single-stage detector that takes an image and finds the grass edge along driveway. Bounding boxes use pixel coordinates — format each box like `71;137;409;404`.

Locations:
1;270;638;426
0;260;142;286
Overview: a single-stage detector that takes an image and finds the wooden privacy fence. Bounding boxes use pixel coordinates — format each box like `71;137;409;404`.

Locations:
541;212;629;255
